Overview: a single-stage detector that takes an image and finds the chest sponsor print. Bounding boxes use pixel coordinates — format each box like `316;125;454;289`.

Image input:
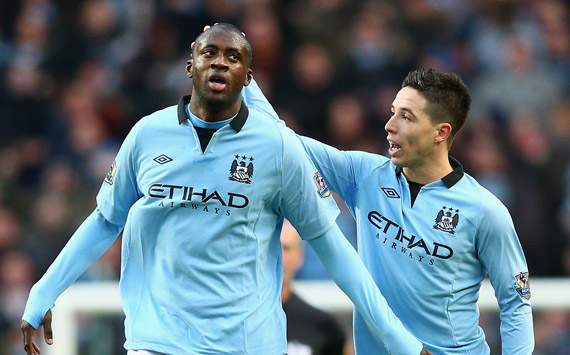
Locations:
368;210;455;266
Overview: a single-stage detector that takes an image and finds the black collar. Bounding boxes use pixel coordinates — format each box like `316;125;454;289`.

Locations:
395;156;464;188
177;95;249;133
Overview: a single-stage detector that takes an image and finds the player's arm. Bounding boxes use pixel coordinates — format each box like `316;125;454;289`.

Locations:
21;209;123;354
243;78;365;207
21;122;142;355
309;226;429;355
278;126;428;355
241;77;281;121
476;201;534;354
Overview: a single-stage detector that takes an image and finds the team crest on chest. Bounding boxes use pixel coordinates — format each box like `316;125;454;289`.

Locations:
433;206;459;235
229;154;254;184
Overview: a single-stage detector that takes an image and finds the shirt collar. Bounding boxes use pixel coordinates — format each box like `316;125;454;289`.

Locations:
177;95;249;133
395;156;464;188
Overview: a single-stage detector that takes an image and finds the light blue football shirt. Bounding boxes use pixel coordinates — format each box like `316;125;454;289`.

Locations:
23;88;426;355
243;80;534;355
95;96;339;355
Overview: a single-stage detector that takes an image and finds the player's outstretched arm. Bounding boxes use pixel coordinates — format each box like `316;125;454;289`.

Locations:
243;79;360;204
241;78;281;121
308;226;430;355
277;120;428;353
299;135;370;208
21;209;122;354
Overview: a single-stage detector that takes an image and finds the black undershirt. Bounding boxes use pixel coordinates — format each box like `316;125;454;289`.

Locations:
408;180;424;207
195;126;218;152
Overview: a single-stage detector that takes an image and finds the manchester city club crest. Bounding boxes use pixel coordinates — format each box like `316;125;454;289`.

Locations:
229;154;254;184
433;206;459;235
514;271;531;300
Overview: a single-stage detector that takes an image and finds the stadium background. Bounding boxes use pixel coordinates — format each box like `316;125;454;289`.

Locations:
0;0;569;354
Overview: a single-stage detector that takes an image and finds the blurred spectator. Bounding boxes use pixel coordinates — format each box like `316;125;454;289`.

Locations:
471;35;562;119
241;5;283;85
0;250;36;355
0;208;21;252
326;94;366;149
534;311;570;354
278;42;337;140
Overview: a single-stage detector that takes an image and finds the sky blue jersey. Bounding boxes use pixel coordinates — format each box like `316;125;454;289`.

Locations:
94;96;341;355
243;80;534;355
23;90;427;355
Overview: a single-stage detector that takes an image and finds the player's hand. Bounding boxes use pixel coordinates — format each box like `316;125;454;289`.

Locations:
21;309;53;355
420;347;432;355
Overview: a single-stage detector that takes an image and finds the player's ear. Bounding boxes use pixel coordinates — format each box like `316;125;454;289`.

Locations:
244;68;253;86
186;58;193;78
435;122;452;144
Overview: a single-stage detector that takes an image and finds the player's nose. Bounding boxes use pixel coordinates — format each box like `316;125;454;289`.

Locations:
210;54;229;70
385;115;397;133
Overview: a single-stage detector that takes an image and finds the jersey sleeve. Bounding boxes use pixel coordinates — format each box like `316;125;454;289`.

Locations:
22;209;122;328
308;226;424;355
278;126;340;241
96;123;142;227
476;200;534;354
300;137;380;210
242;78;281;121
299;137;355;207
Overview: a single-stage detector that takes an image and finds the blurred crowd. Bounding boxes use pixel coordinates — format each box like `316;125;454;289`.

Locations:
0;0;569;354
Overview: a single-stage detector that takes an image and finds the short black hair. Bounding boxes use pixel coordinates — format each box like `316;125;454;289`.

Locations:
193;23;253;67
402;68;471;140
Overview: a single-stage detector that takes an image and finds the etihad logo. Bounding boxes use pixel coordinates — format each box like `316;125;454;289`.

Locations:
368;210;454;266
148;183;249;216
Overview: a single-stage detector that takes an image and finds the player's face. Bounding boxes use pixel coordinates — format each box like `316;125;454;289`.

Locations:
385;87;440;168
188;30;252;107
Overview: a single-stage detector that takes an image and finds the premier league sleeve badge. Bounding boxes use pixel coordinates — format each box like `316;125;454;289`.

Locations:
313;171;331;198
514;271;531;300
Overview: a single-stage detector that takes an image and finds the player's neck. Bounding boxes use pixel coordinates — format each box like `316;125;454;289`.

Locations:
189;95;241;122
403;154;453;185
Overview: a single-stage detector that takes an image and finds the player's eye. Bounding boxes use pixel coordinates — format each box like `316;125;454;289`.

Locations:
228;53;239;62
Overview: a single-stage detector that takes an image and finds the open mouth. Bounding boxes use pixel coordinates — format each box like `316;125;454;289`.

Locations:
208;74;227;92
388;140;402;155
